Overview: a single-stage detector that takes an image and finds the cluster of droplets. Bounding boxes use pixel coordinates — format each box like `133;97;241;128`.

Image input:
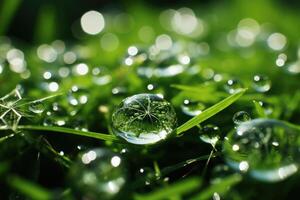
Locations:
33;39;116;94
224;75;271;94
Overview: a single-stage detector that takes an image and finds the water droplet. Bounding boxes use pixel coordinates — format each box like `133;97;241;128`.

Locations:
29;101;45;114
69;148;126;200
224;79;243;94
223;119;300;182
232;111;251;125
181;99;205;116
112;94;177;145
252;75;271;92
199;124;220;147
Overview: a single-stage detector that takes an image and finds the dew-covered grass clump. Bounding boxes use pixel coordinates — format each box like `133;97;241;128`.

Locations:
1;0;300;200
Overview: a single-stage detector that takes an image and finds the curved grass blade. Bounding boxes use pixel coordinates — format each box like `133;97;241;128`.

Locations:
134;177;202;200
176;89;247;135
161;153;219;176
0;125;120;142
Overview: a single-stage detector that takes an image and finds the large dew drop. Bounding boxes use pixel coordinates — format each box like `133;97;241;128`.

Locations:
69;148;126;200
223;119;300;182
112;93;177;145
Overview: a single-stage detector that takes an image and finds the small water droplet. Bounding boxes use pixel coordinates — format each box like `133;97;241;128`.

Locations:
223;119;300;182
69;148;126;200
29;101;45;114
199;124;220;147
181;99;205;116
224;79;243;94
232;111;251;125
112;94;177;145
252;75;271;92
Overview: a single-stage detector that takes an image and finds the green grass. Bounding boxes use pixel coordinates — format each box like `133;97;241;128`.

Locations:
1;0;300;199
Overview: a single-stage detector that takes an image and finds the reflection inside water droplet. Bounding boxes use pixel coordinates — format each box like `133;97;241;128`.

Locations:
112;94;177;145
223;119;300;182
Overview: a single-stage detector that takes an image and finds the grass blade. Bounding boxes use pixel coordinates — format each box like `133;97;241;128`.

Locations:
8;176;52;200
0;125;119;142
176;89;247;135
189;174;242;200
134;177;202;200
